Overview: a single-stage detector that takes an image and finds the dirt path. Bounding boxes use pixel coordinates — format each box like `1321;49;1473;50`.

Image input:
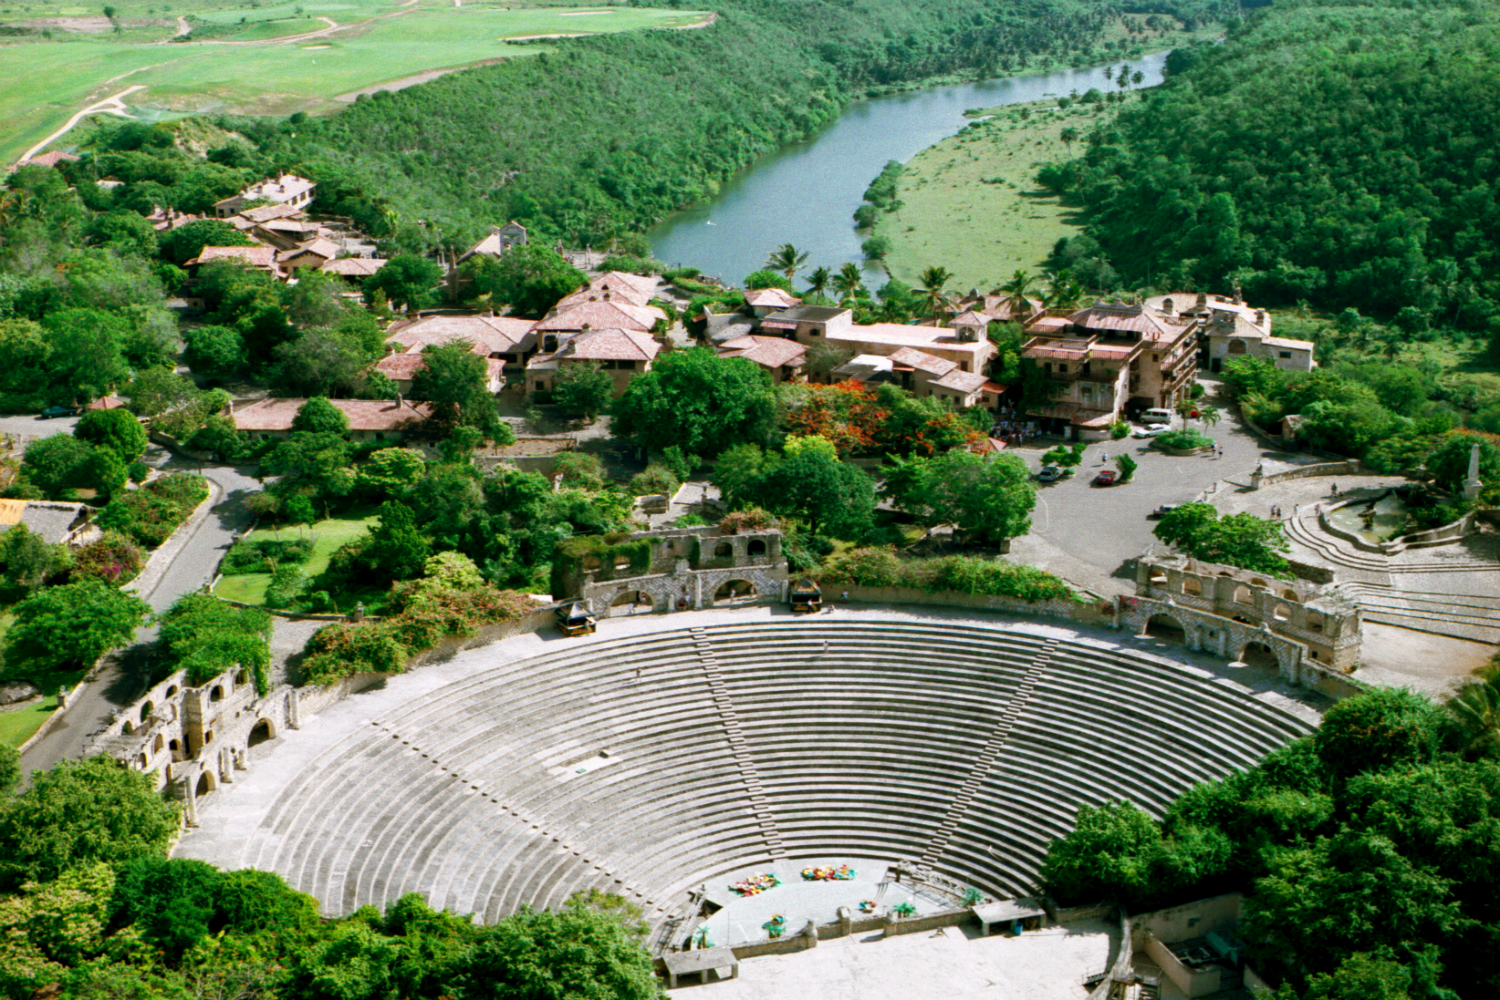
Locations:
18;84;143;165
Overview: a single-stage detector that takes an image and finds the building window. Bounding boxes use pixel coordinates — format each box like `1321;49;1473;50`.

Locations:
1279;351;1292;359
1152;354;1159;362
1058;363;1067;373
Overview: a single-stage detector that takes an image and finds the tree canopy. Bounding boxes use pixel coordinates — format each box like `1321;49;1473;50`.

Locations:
610;348;776;457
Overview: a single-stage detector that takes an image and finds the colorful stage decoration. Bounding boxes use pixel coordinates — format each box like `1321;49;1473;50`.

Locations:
801;864;856;881
728;873;781;896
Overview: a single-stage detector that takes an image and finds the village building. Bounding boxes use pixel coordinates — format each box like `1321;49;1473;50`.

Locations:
761;306;997;375
743;287;802;318
21;150;79;169
884;346;1008;408
320;257;388;284
251;218;324;250
0;498;91;546
456;221;529;264
229;397;432;442
384;313;538;370
1018;299;1201;438
277;237;343;273
715;334;807;383
1146;292;1315;373
184;245;284;280
525;327;660;397
145;207;201;233
830;353;899;388
534;297;667;348
213;172;316;217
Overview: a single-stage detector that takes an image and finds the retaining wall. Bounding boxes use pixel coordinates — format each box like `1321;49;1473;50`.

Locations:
1249;459;1360;490
836;584;1108;625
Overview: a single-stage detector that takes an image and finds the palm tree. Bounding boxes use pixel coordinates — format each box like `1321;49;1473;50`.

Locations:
1043;271;1083;311
765;243;809;282
1059;126;1079;158
1197;402;1221;430
804;265;832;304
1448;676;1500;757
832;262;864;304
999;269;1035;317
918;265;954;322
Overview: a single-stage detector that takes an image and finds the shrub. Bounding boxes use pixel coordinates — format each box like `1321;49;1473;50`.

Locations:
1110;419;1129;439
70;531;145;585
1155;429;1215;451
95;474;209;548
629;464;679;497
158;593;273;693
264;563;307;610
221;537;313;576
719;508;777;534
820;547;1074;601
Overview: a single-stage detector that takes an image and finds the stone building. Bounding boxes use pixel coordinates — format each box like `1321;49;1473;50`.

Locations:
1145;292;1315;373
552;525;790;616
87;665;304;827
1135;552;1361;671
213;172;316;217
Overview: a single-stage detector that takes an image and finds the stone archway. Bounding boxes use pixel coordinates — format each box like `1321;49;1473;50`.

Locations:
195;770;217;799
1145;613;1187;644
608;588;655;618
248;719;276;748
713;580;757;605
1240;641;1278;671
1227;339;1247;355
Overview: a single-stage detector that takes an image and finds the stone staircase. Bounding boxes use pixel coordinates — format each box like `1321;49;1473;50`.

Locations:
1335;582;1500;644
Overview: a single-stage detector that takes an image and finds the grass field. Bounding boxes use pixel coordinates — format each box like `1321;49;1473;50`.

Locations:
877;99;1113;289
0;1;710;165
0;696;55;749
213;509;377;605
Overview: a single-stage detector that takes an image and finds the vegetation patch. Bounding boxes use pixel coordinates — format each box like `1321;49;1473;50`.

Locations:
820;546;1075;601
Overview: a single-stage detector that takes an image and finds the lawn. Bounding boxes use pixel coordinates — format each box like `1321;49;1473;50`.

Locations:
0;2;710;165
0;696;56;749
878;99;1106;289
213;509;378;606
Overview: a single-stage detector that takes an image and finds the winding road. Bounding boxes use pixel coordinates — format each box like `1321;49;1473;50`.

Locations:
18;453;262;778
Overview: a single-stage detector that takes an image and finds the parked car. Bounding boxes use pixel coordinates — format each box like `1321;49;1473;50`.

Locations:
1149;504;1179;519
1140;407;1174;424
1036;466;1063;482
37;405;76;420
1093;470;1118;486
1133;425;1170;438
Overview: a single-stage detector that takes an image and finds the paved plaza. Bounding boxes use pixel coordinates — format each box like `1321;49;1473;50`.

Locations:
670;918;1117;1000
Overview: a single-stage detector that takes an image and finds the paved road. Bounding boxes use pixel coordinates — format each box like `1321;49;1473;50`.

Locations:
19;447;261;777
1007;383;1315;594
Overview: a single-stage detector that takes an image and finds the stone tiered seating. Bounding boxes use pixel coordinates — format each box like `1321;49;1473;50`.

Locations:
237;620;1314;922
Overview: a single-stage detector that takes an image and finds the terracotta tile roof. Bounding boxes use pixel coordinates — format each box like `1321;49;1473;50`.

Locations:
558;328;660;363
189;245;279;270
888;347;958;376
591;271;660;298
1264;336;1314;350
951;309;991;327
535;299;665;333
554;283;651;311
1024;315;1070;334
374;353;429;380
277;237;342;263
979;295;1043;321
1022;337;1094;360
744;288;802;309
717;335;807;370
1069;304;1194;345
931;369;990;394
85;395;127;411
385;314;537;354
231;398;432;433
321;258;387;278
239;204;304;224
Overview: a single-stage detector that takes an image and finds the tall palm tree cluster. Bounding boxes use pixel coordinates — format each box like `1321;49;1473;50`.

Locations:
1449;663;1500;758
761;243;1091;326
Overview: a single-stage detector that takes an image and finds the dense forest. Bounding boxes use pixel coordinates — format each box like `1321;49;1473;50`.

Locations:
1041;680;1500;1000
1038;0;1500;327
236;0;1237;250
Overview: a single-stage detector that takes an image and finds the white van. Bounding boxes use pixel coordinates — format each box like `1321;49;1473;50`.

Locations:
1140;408;1174;425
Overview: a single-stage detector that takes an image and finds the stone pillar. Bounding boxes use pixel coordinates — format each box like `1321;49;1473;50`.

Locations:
288;690;302;731
802;919;818;950
184;771;199;827
219;748;233;784
1218;629;1230;658
837;906;852;938
882;913;900;938
693;576;703;610
1463;442;1483;502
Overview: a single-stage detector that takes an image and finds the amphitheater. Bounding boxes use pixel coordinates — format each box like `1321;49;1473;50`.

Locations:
175;607;1317;953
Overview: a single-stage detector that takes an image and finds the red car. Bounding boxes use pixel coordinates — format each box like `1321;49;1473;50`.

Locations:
1093;470;1118;486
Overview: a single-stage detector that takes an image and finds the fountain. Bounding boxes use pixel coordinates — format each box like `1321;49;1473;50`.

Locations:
1326;491;1408;543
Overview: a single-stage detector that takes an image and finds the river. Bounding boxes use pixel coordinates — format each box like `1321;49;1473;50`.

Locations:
648;52;1168;285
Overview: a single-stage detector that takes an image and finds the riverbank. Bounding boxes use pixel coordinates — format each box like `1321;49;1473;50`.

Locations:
876;97;1105;288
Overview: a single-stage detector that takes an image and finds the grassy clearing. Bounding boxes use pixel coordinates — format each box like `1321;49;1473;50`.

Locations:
0;3;709;165
0;697;56;748
878;99;1114;289
213;508;378;606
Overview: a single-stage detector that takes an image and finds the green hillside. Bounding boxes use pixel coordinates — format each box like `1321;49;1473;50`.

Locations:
1037;0;1500;328
249;0;1234;250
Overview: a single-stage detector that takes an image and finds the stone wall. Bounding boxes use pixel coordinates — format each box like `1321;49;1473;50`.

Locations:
837;584;1109;626
1135;555;1361;671
1248;459;1361;490
573;525;790;616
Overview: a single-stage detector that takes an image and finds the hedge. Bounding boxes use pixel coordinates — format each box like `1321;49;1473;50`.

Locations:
95;474;209;549
300;585;534;686
819;547;1076;601
222;538;313;576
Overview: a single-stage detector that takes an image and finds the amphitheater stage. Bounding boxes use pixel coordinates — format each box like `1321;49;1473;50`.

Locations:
672;917;1119;1000
697;856;949;948
175;605;1320;932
